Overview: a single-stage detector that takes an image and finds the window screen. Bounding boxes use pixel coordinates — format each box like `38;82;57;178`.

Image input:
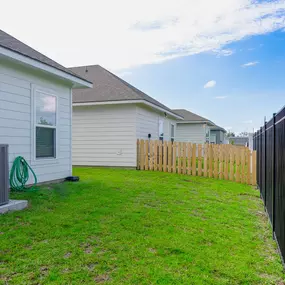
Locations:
36;127;56;158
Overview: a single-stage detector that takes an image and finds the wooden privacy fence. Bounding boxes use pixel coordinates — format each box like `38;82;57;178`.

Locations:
137;139;257;185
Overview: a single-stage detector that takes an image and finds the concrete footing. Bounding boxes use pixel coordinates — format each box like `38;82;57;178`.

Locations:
0;200;28;214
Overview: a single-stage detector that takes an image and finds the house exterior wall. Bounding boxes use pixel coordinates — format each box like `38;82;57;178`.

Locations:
72;104;137;167
210;130;226;144
136;105;177;141
0;60;73;183
175;123;206;144
72;104;178;168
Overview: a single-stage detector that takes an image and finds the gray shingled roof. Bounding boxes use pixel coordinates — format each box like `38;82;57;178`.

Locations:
210;125;227;133
0;29;91;83
172;109;214;125
70;65;182;118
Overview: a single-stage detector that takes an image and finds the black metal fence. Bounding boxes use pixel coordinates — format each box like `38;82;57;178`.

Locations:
253;106;285;263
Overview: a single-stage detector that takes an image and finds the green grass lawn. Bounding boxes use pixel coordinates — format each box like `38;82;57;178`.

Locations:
1;168;284;284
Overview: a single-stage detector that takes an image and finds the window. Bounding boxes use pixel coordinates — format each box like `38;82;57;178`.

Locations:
35;92;57;159
170;123;175;142
159;119;164;141
205;129;210;143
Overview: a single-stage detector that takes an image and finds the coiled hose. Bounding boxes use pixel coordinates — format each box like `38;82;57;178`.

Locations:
10;156;37;191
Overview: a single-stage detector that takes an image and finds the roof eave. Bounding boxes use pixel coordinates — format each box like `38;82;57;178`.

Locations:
73;99;184;120
0;46;93;89
177;120;215;126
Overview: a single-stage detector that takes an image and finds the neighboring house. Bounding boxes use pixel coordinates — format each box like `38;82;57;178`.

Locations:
70;65;183;167
0;30;92;183
209;125;227;144
173;109;216;144
229;137;249;146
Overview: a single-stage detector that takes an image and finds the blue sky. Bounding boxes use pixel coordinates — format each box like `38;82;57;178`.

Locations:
1;0;285;134
119;30;285;134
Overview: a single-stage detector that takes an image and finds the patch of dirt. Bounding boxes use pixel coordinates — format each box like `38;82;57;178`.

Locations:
40;266;49;275
148;248;157;254
87;263;97;271
94;274;110;283
64;252;71;259
81;243;93;254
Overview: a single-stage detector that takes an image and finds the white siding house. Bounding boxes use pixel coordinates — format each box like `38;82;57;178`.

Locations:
173;109;226;144
0;30;91;184
176;123;209;144
70;65;182;167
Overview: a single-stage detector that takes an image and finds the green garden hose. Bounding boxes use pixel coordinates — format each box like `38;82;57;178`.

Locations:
10;156;37;191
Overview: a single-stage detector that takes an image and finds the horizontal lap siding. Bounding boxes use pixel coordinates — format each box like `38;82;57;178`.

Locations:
136;105;176;141
175;123;205;143
0;61;72;184
72;105;137;167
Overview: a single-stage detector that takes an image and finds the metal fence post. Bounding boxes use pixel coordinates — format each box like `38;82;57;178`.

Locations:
260;127;263;199
272;113;276;239
264;121;267;208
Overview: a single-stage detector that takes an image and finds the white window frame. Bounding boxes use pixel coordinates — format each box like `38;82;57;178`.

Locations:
205;125;210;143
31;84;59;166
170;123;175;142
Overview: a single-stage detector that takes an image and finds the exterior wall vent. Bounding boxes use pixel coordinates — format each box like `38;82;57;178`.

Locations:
0;145;9;206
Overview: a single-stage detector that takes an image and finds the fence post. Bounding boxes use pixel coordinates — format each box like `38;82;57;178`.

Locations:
264;121;267;208
260;127;262;199
272;113;276;239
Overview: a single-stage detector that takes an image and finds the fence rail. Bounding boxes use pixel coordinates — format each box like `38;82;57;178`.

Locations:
137;139;257;185
253;105;285;264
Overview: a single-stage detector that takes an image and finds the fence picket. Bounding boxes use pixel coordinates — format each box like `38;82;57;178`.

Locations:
177;142;181;174
144;140;149;170
219;145;223;179
187;143;191;175
236;149;241;183
247;149;251;184
229;149;234;181
224;147;229;180
198;144;202;176
208;145;213;178
192;144;196;176
168;141;172;173
252;150;257;185
214;146;218;179
163;141;167;172
241;148;246;183
153;140;158;171
183;142;187;174
204;144;208;177
158;141;162;171
172;142;177;173
149;140;153;171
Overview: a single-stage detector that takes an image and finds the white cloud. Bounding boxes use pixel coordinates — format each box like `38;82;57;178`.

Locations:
1;0;285;70
213;49;235;57
241;61;259;67
242;120;253;124
225;126;233;130
214;96;227;99
204;80;216;88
